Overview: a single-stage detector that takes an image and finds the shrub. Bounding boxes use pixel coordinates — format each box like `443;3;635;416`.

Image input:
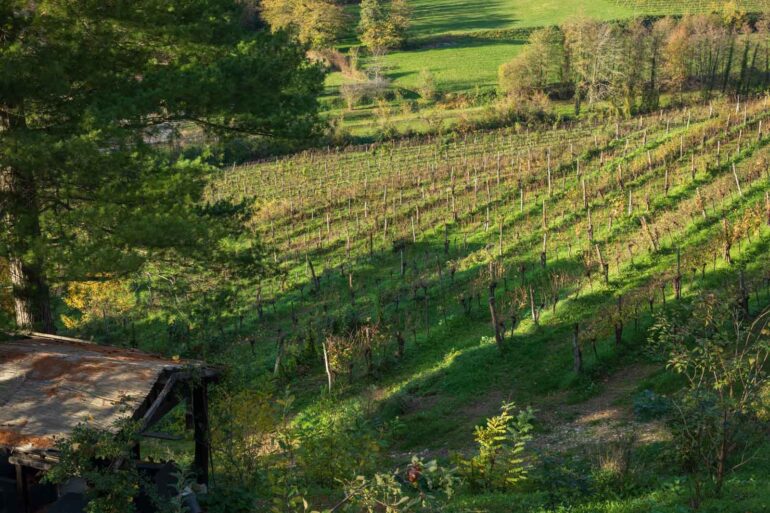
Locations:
209;381;283;489
456;402;535;492
648;297;770;506
416;69;438;103
342;456;458;513
293;400;390;487
633;389;671;422
339;77;392;110
45;419;153;513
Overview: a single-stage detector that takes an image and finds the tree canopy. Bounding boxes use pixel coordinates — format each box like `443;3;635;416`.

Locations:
0;0;325;331
358;0;410;54
260;0;348;50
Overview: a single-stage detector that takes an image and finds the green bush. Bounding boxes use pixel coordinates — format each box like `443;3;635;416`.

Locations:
633;389;671;422
456;402;535;492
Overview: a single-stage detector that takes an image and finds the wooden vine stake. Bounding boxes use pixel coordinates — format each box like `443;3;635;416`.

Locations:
640;216;659;252
595;244;609;285
674;247;682;300
732;163;743;197
488;282;505;353
614;296;624;347
321;338;333;392
572;323;582;373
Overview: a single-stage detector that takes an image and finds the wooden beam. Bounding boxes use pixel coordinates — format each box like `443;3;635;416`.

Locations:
192;383;209;486
140;374;179;430
140;431;183;441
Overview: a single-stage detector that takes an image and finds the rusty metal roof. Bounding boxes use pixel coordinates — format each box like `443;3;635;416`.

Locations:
0;334;208;454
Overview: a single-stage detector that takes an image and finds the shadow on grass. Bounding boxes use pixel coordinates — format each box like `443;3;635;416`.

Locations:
409;0;516;36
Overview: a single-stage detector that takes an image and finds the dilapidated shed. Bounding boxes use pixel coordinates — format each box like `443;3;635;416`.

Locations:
0;333;219;513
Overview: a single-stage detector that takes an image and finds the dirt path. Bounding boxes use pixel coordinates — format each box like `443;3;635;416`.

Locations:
534;363;670;453
389;363;670;463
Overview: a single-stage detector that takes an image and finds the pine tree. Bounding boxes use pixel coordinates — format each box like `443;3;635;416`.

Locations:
0;0;324;331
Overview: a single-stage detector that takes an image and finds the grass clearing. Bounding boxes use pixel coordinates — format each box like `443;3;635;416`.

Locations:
409;0;632;36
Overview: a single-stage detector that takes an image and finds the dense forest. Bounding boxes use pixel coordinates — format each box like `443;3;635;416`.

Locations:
3;1;770;513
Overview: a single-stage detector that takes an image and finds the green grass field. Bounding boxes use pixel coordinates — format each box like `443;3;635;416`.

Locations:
406;0;770;37
407;0;631;36
327;38;523;93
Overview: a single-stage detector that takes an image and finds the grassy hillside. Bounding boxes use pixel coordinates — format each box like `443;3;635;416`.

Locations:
326;0;770;137
206;95;770;511
407;0;631;36
370;0;768;38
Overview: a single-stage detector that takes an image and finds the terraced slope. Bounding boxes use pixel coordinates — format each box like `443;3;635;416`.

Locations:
210;97;770;451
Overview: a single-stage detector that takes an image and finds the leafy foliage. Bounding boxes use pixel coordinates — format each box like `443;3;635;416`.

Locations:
261;0;348;49
0;0;324;330
61;279;136;334
648;295;770;505
456;402;535;492
45;419;143;513
358;0;411;53
337;456;458;513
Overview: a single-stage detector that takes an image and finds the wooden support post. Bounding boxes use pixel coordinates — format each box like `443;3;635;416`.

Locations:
193;384;210;486
16;464;29;513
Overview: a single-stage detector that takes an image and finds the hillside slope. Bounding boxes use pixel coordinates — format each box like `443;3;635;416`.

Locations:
213;95;768;439
206;96;770;511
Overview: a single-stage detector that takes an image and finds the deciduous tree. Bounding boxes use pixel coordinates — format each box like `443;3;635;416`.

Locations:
261;0;347;50
359;0;410;54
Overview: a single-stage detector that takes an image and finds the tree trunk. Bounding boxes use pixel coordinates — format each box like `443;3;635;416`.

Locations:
1;159;54;333
8;259;53;332
722;38;735;94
